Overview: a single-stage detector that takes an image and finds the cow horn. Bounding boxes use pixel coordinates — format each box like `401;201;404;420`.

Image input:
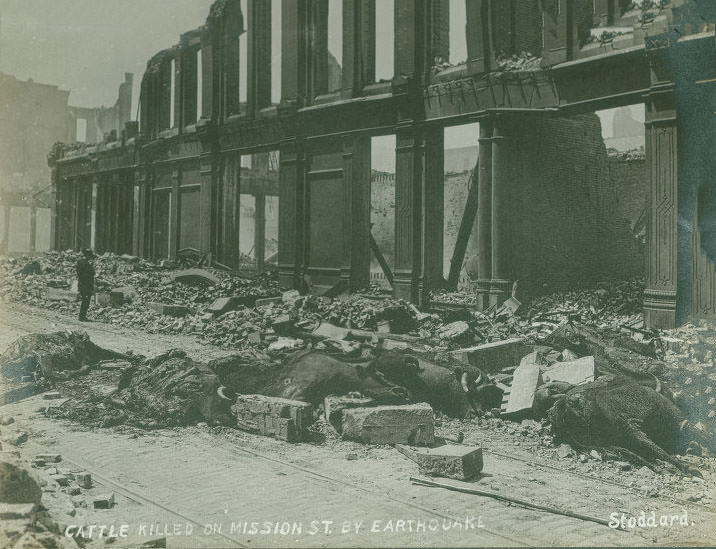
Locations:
461;372;470;393
474;371;483;387
217;386;232;401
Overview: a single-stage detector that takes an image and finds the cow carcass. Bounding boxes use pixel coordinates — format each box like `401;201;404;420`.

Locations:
371;351;502;417
548;376;709;476
211;350;411;407
115;349;230;427
213;350;501;418
0;331;130;383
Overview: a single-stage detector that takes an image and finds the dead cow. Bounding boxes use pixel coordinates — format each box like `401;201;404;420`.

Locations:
548;376;709;476
213;350;411;407
371;351;502;417
0;331;131;383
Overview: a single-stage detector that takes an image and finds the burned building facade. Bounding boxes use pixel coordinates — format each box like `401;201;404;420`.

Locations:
49;0;716;329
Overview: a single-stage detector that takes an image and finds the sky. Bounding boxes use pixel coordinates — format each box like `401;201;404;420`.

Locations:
0;0;215;114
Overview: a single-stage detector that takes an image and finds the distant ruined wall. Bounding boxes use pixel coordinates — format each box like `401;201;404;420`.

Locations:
506;113;644;298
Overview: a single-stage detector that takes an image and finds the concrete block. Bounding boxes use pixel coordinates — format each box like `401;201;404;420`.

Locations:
542;356;595;385
255;296;282;307
95;292;111;307
46;288;77;302
438;321;470;340
451;338;529;373
232;395;313;442
501;354;542;417
0;503;36;520
75;472;92;489
208;296;244;314
92;493;115;509
148;303;189;317
324;396;375;432
341;403;434;445
312;322;350;340
412;445;483;480
110;286;136;306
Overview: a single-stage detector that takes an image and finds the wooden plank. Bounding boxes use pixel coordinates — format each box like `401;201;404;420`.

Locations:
447;161;479;290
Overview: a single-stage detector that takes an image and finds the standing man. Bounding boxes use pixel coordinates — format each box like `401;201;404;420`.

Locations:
76;249;95;322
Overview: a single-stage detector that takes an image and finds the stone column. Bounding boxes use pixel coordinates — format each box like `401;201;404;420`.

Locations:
476;119;493;310
278;140;306;290
49;167;58;251
643;87;678;329
489;115;511;307
422;128;444;289
393;127;425;305
90;180;98;252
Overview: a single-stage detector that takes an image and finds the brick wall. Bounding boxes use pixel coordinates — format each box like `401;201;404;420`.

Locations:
506;113;645;297
607;157;647;232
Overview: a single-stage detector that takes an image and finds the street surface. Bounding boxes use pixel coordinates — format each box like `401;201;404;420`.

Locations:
1;302;714;548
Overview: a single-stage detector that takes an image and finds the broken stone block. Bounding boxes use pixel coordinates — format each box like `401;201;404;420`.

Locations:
556;443;574;458
92;493;115;509
42;392;62;400
542;356;595;386
231;395;313;442
501;354;542;418
282;290;301;305
0;416;14;426
75;472;92;489
247;332;264;345
496;297;521;318
438;321;470;340
46;288;77;302
312;322;350;341
324;396;375;432
267;337;303;352
148;303;189;317
0;502;35;520
208;296;244;315
412;445;484;480
109;286;136;307
255;296;282;308
341;403;434;445
450;338;529;373
170;269;220;286
271;315;295;335
0;462;42;504
35;454;61;463
382;339;409;351
49;474;69;487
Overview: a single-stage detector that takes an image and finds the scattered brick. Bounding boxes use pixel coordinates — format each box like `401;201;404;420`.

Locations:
232;395;313;442
92;493;115;509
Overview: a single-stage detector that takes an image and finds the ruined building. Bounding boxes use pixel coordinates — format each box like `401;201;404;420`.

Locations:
48;0;716;329
0;71;132;254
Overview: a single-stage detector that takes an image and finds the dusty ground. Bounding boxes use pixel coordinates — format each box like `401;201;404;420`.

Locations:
1;301;715;548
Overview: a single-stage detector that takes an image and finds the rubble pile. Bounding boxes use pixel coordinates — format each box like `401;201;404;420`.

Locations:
0;251;278;317
661;322;716;437
49;348;230;429
2;254;648;355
